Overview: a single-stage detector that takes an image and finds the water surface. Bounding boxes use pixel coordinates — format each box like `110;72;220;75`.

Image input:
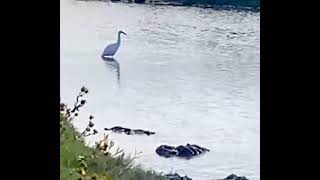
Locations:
60;0;260;179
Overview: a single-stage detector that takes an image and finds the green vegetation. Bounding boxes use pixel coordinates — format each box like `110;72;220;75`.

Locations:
60;114;166;180
60;87;166;180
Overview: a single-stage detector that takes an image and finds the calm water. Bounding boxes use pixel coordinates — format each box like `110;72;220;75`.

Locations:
60;0;260;179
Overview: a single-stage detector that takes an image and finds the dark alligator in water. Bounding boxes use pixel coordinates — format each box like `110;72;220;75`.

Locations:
104;126;155;136
156;144;209;159
164;173;192;180
163;173;249;180
215;174;249;180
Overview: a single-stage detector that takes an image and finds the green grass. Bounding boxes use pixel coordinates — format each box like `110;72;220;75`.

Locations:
60;113;166;180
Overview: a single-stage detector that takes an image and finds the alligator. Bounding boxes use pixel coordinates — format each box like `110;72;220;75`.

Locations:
215;174;249;180
163;173;249;180
164;173;192;180
156;144;209;159
104;126;155;136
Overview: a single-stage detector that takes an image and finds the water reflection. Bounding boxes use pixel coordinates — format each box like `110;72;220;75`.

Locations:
102;57;120;84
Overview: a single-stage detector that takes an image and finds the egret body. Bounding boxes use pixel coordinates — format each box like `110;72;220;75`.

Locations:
101;30;127;59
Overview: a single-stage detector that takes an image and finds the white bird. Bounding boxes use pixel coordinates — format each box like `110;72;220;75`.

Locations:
101;30;127;59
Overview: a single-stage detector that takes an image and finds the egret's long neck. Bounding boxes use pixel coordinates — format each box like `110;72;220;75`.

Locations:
117;33;121;44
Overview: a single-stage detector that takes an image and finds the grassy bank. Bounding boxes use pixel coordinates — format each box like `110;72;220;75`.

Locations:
60;113;165;180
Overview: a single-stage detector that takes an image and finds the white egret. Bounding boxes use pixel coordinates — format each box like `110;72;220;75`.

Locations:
101;30;127;59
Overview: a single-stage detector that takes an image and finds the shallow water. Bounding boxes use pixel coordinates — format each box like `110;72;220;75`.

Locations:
60;0;260;179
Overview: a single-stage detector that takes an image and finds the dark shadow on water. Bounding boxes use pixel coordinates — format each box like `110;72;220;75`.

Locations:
102;57;120;85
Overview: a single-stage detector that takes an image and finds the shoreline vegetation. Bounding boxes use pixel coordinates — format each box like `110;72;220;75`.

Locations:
78;0;260;11
60;87;166;180
60;113;167;180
